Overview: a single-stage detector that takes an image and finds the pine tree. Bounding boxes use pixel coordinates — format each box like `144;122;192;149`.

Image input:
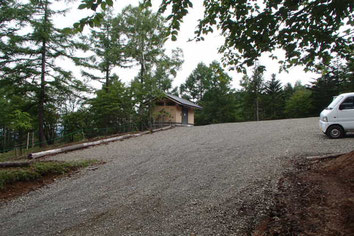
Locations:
310;60;354;115
121;4;182;105
180;61;236;125
179;62;213;102
80;10;127;89
89;79;134;131
1;0;87;147
264;74;284;119
285;88;313;118
240;65;265;121
119;4;182;129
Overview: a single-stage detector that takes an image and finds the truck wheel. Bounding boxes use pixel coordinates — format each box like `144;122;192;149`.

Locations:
326;125;344;139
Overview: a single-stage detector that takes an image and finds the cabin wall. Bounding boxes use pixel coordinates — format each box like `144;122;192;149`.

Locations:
152;100;197;125
176;106;182;123
188;108;195;125
153;105;178;123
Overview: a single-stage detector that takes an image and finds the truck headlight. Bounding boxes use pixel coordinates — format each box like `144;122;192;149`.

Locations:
322;116;328;122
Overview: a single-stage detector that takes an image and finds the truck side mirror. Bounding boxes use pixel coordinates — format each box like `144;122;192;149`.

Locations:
339;104;344;110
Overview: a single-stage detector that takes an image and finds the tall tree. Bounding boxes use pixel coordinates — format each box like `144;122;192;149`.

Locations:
310;60;354;115
1;0;87;147
89;79;134;131
285;88;313;118
152;49;183;93
179;62;213;102
157;0;353;71
180;61;236;125
120;4;183;115
264;74;284;119
195;62;236;125
80;10;127;88
0;86;34;152
120;4;166;85
240;65;265;121
283;82;294;102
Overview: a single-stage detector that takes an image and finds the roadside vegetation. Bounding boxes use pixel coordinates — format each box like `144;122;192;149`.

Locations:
1;0;353;156
0;160;97;193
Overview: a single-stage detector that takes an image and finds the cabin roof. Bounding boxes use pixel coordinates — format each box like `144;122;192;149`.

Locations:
165;94;202;109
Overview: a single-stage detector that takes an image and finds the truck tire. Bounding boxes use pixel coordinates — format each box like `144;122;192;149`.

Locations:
326;125;344;139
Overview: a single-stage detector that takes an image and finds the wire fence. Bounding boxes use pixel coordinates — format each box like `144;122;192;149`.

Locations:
0;121;172;158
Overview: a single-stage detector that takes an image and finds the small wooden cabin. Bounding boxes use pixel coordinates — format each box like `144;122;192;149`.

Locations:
152;94;202;126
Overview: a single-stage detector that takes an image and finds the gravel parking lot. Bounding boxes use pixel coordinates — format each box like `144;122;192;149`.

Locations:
0;117;353;235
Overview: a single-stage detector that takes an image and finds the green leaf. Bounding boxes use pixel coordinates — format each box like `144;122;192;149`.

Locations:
62;27;72;34
78;4;87;9
106;0;113;7
101;2;106;10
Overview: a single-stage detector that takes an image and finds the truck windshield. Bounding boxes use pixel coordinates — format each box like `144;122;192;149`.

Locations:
326;96;343;110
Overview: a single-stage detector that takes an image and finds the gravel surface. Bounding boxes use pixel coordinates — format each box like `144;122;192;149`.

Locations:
0;117;353;235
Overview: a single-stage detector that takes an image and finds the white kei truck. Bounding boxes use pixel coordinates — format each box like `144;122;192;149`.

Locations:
319;92;354;138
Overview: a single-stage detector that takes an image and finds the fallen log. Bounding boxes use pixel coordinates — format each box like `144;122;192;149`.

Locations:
28;134;134;159
28;126;173;160
306;153;345;160
0;161;31;168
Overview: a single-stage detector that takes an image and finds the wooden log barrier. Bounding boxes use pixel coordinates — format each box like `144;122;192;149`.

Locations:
28;126;173;160
0;161;31;168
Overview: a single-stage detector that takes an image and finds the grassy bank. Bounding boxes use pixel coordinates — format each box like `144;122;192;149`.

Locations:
0;160;96;190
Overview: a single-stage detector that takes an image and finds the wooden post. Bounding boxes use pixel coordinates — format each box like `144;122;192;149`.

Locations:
3;128;6;153
32;132;35;148
26;132;30;150
256;97;260;121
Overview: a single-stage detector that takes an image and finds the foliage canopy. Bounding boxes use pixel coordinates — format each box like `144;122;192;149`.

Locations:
157;0;353;71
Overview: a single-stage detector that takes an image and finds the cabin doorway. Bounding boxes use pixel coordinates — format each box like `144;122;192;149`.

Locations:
182;107;188;124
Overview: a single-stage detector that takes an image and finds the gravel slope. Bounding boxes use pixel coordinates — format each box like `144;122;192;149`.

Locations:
0;117;353;235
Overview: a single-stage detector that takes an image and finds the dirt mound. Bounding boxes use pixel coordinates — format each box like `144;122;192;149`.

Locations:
254;151;354;235
323;151;354;174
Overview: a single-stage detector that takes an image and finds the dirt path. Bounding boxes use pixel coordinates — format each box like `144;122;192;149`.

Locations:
0;118;353;235
255;151;354;235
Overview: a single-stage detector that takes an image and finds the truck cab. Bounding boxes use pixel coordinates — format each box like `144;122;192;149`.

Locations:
319;92;354;138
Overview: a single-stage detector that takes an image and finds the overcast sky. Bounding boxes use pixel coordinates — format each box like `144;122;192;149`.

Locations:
55;0;320;90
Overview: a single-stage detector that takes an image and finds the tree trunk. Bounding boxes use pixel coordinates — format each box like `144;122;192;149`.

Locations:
256;97;259;121
26;132;30;150
3;127;6;153
105;23;110;90
31;132;35;148
138;39;145;116
105;65;110;89
38;0;48;147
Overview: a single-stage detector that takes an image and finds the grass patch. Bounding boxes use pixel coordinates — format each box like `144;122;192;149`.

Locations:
0;160;97;190
0;146;44;162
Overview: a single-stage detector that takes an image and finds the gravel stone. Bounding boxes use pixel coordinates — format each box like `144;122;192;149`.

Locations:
0;117;353;235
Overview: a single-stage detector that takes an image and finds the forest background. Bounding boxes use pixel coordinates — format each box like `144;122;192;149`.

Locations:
0;0;353;153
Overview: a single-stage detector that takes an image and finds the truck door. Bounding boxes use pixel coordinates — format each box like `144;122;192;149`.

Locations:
338;96;354;130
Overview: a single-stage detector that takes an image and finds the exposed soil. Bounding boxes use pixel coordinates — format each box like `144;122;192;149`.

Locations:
0;162;102;202
0;173;62;201
254;151;354;235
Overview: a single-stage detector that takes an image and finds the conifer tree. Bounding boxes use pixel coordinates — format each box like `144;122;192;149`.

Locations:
264;74;284;119
120;4;183;127
179;62;213;102
240;65;265;121
1;0;87;147
80;10;127;88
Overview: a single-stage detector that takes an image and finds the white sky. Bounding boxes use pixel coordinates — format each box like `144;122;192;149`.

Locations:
54;0;320;90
